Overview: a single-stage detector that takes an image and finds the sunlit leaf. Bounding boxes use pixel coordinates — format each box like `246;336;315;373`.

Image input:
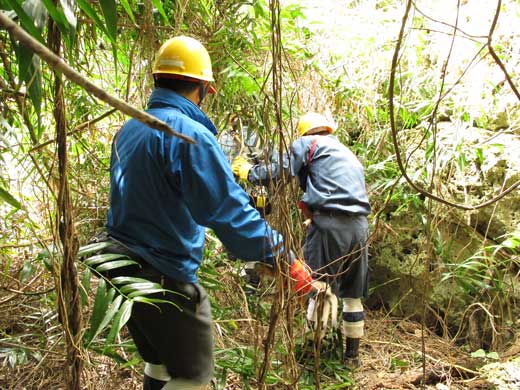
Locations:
119;282;161;295
96;294;123;338
151;0;168;24
111;276;152;285
5;0;45;43
77;241;113;257
127;288;165;298
118;0;135;24
95;259;138;272
75;0;113;44
40;0;76;48
84;279;110;345
84;253;130;266
470;349;486;358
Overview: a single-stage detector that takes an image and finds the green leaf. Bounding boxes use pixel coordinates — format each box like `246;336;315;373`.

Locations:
40;0;76;48
84;253;129;266
0;186;21;209
127;288;166;299
19;261;34;283
486;352;499;360
110;276;152;285
77;241;112;257
470;349;486;358
4;0;45;43
84;279;109;345
118;0;135;24
119;282;161;295
502;237;520;249
99;0;117;42
151;0;168;24
95;259;138;273
132;296;180;310
96;294;123;338
75;0;113;44
105;299;133;347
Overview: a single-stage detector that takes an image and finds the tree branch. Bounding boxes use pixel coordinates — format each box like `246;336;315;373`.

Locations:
0;11;196;145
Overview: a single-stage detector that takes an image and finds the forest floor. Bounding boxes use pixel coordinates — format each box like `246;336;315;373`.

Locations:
1;291;519;389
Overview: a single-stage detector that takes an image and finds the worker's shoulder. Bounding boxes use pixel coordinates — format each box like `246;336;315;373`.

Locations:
161;110;218;144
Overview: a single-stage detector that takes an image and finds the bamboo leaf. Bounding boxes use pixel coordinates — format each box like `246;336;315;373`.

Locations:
40;0;76;48
118;0;135;24
0;186;21;209
105;299;133;347
151;0;168;24
110;276;152;285
99;0;117;43
127;288;166;299
95;259;139;273
59;0;77;27
75;0;113;44
119;282;161;295
84;279;109;345
95;294;123;339
4;0;45;43
77;241;112;257
15;44;42;115
84;253;129;266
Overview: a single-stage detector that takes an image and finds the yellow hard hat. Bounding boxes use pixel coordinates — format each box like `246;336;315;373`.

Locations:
297;112;335;136
153;36;215;89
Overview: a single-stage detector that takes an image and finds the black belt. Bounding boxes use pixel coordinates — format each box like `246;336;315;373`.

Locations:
313;209;363;217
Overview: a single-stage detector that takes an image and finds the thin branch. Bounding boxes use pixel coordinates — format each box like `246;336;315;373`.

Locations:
28;109;117;152
388;1;520;211
487;0;520;101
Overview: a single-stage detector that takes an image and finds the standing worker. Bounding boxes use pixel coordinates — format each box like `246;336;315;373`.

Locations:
104;36;312;390
232;112;371;368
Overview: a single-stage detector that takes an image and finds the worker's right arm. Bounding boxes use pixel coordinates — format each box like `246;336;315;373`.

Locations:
177;129;285;265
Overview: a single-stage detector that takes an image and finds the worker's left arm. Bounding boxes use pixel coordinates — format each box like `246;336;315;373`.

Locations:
232;152;290;186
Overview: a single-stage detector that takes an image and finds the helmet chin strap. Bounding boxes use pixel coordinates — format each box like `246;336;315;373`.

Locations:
197;82;210;106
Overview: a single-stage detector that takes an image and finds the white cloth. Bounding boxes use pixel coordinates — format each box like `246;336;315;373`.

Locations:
342;298;364;338
306;281;339;337
162;378;207;389
144;362;171;382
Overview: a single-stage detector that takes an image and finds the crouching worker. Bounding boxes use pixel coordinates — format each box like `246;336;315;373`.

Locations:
103;36;313;390
232;112;371;368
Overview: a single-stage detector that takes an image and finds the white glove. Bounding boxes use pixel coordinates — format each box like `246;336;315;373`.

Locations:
306;281;338;338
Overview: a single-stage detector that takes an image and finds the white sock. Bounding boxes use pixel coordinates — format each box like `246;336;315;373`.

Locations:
342;298;365;338
162;378;207;389
144;362;171;382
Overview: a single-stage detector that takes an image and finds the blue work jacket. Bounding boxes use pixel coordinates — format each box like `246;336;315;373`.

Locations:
107;88;283;283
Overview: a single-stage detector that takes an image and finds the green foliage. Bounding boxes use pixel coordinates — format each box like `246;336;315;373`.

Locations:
470;348;500;361
0;185;21;209
441;226;520;320
77;242;180;361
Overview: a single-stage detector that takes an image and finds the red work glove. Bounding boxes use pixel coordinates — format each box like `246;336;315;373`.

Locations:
289;259;313;295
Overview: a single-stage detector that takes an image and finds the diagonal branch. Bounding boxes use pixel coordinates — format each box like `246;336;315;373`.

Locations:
0;11;196;145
